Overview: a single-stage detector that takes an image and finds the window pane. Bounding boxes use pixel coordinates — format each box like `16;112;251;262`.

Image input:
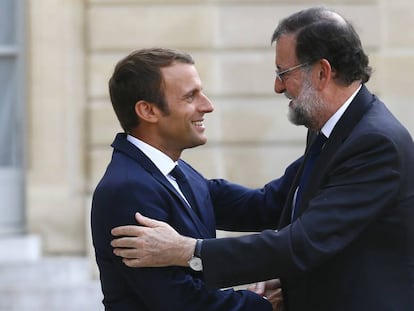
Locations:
0;0;16;45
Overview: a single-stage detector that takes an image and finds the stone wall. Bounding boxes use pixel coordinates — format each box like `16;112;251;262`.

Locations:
26;0;414;254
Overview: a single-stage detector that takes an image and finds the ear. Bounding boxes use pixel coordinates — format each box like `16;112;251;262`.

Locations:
134;100;160;123
314;58;332;90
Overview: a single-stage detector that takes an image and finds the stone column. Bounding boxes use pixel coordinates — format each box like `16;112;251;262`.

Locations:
27;0;86;254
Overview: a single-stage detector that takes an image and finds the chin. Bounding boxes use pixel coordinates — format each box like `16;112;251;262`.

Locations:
187;139;207;149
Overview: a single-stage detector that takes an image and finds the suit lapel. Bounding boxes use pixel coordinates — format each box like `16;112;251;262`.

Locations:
111;133;212;237
280;85;376;225
152;171;213;237
177;160;217;237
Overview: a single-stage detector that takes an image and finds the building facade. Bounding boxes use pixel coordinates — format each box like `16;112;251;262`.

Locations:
27;0;414;255
2;0;414;308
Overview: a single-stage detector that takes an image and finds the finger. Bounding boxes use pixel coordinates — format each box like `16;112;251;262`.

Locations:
256;282;265;295
111;225;142;237
249;282;265;295
122;258;144;268
265;287;282;295
135;212;167;228
111;236;141;248
246;283;259;293
266;278;281;290
122;257;164;268
266;288;283;300
272;278;281;288
113;247;141;259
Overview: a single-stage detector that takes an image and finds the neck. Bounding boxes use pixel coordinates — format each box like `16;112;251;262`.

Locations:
314;81;361;130
129;130;182;162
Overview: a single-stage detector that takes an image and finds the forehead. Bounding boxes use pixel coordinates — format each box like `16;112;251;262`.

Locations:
161;62;200;92
275;34;298;66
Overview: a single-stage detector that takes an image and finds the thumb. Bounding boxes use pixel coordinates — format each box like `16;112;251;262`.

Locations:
135;212;167;228
247;282;265;296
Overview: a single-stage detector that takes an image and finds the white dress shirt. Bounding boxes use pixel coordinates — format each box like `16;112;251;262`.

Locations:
126;134;190;206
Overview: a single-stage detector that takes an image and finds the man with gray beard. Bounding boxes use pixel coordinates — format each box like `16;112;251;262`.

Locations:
110;7;414;311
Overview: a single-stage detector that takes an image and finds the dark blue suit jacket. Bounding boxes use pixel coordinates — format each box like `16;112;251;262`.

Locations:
202;86;414;311
91;133;271;310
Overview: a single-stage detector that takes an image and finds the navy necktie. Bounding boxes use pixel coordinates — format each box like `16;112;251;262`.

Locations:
170;165;200;216
292;133;327;220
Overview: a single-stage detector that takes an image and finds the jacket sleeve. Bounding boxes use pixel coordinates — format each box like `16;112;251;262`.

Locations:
201;133;402;288
208;158;302;231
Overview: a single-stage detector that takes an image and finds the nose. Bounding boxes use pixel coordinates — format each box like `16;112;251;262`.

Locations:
200;92;214;113
274;77;286;94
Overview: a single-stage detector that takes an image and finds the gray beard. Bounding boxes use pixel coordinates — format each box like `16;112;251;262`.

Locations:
287;78;325;130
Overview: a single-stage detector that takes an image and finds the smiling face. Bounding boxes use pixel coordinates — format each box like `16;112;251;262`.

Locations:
155;62;214;160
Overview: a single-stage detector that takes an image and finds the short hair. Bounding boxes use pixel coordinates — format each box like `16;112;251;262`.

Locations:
271;7;372;85
109;48;195;132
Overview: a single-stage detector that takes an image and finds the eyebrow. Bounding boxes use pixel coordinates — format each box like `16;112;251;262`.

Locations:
181;87;201;99
276;64;286;71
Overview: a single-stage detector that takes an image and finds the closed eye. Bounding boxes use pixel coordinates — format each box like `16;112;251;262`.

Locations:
182;90;198;103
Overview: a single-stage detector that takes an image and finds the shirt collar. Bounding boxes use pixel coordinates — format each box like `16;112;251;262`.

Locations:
321;84;362;138
126;135;176;176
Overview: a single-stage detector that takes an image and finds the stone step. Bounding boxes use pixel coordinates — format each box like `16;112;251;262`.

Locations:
0;256;104;311
0;281;103;311
0;256;93;288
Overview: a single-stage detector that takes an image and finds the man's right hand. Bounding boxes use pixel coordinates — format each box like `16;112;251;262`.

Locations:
111;212;196;268
248;279;284;311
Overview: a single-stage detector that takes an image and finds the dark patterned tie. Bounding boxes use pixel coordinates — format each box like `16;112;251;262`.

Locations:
292;133;328;220
170;165;200;216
